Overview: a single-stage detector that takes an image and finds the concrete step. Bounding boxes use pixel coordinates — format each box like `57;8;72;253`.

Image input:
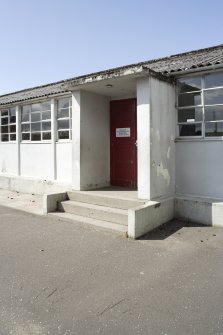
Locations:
67;191;144;210
49;212;127;234
58;200;128;226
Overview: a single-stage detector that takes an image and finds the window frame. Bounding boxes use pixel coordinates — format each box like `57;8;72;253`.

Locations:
21;100;52;142
177;71;223;139
0;107;17;142
56;97;72;142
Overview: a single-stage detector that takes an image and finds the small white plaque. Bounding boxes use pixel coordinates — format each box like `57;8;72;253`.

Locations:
187;119;195;122
116;127;131;137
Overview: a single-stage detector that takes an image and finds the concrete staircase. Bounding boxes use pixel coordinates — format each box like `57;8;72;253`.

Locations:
49;191;145;234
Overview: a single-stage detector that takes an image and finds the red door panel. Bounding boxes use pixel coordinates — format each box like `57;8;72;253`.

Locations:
110;99;137;188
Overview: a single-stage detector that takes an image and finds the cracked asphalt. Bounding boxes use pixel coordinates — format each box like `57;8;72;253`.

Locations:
0;205;223;335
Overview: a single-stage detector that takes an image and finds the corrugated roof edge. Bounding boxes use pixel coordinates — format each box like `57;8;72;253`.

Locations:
0;43;223;99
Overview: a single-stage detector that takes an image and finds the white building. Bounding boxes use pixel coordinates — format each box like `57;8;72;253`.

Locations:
1;44;223;237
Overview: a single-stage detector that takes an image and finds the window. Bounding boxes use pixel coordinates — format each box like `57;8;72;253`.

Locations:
177;72;223;137
0;108;16;142
57;97;72;140
21;101;51;141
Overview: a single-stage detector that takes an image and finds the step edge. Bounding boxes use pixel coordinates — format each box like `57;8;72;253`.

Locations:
49;212;128;232
59;200;128;215
67;191;146;204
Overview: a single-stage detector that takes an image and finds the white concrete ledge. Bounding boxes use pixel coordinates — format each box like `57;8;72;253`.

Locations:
43;193;68;214
175;195;223;227
128;197;174;239
0;174;72;195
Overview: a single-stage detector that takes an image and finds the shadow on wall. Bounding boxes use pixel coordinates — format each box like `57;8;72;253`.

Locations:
87;186;137;192
1;160;6;173
140;219;210;241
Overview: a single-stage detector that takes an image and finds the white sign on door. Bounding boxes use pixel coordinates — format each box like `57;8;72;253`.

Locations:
116;127;131;137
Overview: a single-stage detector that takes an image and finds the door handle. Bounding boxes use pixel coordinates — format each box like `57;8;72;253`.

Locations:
135;140;138;147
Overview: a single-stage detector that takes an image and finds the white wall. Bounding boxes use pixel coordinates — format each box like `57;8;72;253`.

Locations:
80;91;110;189
20;143;54;179
150;77;175;199
136;77;175;200
176;141;223;199
0;143;18;175
56;142;72;182
137;78;151;199
72;91;81;189
0;92;109;192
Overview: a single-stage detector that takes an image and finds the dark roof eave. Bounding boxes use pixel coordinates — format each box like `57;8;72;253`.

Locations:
0;90;70;107
163;62;223;77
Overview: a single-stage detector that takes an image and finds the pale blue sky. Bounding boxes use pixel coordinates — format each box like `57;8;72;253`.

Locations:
0;0;222;95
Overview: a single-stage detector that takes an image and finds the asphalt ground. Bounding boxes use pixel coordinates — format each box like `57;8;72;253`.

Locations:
0;205;223;335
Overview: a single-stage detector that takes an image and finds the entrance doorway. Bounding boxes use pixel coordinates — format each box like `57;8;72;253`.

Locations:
110;98;137;188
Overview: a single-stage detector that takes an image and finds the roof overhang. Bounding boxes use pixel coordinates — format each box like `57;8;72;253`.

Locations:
60;66;175;96
164;63;223;77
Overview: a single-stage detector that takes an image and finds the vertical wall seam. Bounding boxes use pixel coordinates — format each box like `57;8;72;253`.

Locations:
16;105;21;176
51;98;57;180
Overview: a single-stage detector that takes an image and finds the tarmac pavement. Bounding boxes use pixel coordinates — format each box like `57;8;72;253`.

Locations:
0;204;223;334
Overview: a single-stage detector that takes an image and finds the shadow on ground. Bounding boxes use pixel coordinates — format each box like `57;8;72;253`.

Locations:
140;220;209;241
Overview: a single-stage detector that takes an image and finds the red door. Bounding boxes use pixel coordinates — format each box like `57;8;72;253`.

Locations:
110;98;137;188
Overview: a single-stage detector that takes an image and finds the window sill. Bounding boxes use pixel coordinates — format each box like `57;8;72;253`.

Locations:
175;137;223;142
56;140;72;143
21;141;52;144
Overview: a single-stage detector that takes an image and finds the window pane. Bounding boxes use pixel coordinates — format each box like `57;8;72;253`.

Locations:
10;115;16;123
10;134;16;141
23;105;30;113
1;125;8;133
178;107;203;123
205;122;223;137
41;101;51;111
10;125;16;133
42;111;51;120
22;133;30;141
31;103;41;113
1;117;8;125
1;134;8;141
179;124;202;136
9;108;16;116
21;123;30;132
31;122;41;131
21;110;30;122
204;88;223;105
9;109;16;124
178;77;202;93
58;130;69;139
205;72;223;88
58;108;69;119
58;98;70;109
1;110;8;116
31;113;41;122
31;132;41;141
178;92;201;107
205;106;223;121
42;132;51;140
42;121;51;131
58;119;69;130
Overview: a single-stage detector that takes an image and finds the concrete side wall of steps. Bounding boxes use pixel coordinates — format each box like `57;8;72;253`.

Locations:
43;192;223;239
